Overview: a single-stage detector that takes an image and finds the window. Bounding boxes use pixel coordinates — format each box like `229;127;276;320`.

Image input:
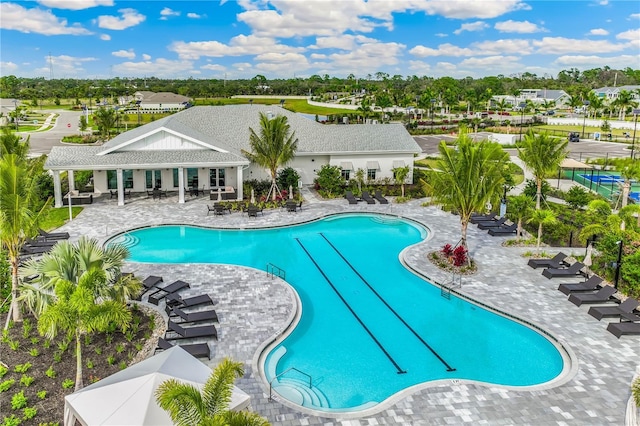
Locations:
367;169;376;180
145;170;162;189
209;168;226;187
172;169;179;187
341;169;350;180
107;170;133;190
187;168;199;187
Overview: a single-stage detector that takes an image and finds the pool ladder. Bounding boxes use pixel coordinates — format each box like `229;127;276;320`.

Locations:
266;263;286;280
441;271;462;299
269;367;312;401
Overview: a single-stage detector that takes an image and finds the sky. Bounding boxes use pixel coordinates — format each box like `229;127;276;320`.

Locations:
1;0;639;81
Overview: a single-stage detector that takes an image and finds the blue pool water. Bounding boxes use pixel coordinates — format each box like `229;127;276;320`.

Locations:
109;214;565;412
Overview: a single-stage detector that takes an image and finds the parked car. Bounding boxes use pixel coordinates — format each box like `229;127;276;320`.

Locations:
568;132;580;142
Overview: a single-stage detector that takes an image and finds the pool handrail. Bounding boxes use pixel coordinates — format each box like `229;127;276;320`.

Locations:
269;367;312;401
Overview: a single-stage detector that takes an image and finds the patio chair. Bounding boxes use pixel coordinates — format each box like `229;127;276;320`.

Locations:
542;262;586;279
38;228;70;240
166;305;219;323
606;315;640;338
470;214;497;224
20;244;55;255
345;191;358;205
165;319;218;340
155;337;211;359
147;280;190;305
374;190;388;204
361;190;376;204
207;205;215;216
214;203;228;215
568;285;617;306
133;275;163;300
477;217;508;230
166;293;214;309
285;200;301;212
247;205;263;217
588;298;639;321
557;275;603;295
527;252;569;269
488;223;517;236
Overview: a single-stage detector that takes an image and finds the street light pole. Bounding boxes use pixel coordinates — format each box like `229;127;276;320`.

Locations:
12;99;18;131
631;109;640;160
518;102;526;141
581;100;590;138
614;240;623;289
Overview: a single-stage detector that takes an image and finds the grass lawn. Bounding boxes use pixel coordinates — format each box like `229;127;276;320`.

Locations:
195;97;354;115
536;124;629;137
40;207;83;231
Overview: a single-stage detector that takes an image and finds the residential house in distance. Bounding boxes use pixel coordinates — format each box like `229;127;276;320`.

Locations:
591;85;640;101
133;91;192;113
492;89;570;109
44;105;420;207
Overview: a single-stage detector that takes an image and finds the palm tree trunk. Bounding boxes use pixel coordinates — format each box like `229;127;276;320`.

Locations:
75;332;84;391
461;220;471;266
536;178;542;209
537;223;543;254
621;180;630;209
516;218;522;242
401;183;405;198
10;257;22;324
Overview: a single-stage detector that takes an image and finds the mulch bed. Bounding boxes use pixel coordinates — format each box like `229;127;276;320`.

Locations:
427;250;478;275
0;306;157;426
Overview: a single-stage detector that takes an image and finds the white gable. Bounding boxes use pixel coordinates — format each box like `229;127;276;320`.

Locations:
122;130;206;151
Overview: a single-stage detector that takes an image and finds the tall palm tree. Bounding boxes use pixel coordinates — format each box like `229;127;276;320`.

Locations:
506;195;534;242
392;165;410;197
422;128;509;253
0;154;50;325
38;267;132;391
92;106;117;140
242;113;298;201
0;127;29;158
528;209;556;254
612;90;638;121
517;130;568;209
155;358;269;426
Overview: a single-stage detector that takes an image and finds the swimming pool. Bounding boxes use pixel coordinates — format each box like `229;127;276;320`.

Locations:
109;214;567;413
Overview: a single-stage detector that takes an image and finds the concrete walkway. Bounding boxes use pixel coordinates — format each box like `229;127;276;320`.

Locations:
55;191;639;425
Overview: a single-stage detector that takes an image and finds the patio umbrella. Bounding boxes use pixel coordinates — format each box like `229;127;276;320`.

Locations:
583;242;593;268
250;188;255;204
289;185;293;199
216;187;222;202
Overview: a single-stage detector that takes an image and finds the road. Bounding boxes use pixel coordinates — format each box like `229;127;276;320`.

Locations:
22;109;83;157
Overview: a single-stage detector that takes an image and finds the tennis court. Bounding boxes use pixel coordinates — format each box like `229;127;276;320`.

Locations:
569;170;640;202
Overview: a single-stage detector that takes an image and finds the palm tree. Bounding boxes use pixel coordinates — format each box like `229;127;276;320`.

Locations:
506;195;534;242
422;128;509;254
242;113;298;201
528;209;556;254
608;159;640;209
92;106;117;140
0;127;29;158
392;165;410;197
517;130;568;209
155;358;269;426
38;267;132;391
612;90;638;121
0;154;50;325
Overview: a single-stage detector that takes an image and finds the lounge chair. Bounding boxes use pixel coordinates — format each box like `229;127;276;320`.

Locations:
285;200;302;212
167;306;219;323
155;337;211;359
214;203;229;215
374;190;388;204
133;275;163;300
247;205;263;217
165;320;218;340
20;244;54;255
557;275;603;295
166;293;214;309
207;205;215;216
606;317;640;338
345;191;358;205
588;298;639;321
568;286;617;306
361;190;376;204
542;262;586;279
477;217;508;230
148;280;190;305
528;252;569;269
38;228;70;240
470;214;497;224
488;223;517;236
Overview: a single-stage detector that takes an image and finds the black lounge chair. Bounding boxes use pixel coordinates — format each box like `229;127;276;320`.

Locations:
166;293;214;309
38;228;70;240
568;286;617;306
477;217;508;230
155;337;211;359
557;275;603;295
488;223;517;236
606;316;640;338
134;275;163;300
165;319;217;340
345;191;358;205
470;214;497;224
20;244;54;255
542;262;586;279
247;205;263;217
374;190;388;204
588;298;639;321
148;280;190;305
528;252;568;269
214;203;230;215
361;190;376;204
167;306;219;323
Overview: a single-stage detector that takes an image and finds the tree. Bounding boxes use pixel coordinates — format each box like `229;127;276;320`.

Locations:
564;186;591;210
242;113;298;201
517;131;568;209
315;164;344;198
422;129;509;254
92;106;117;140
392;165;410;197
155;358;269;426
0;127;29;158
38;267;131;391
276;167;300;198
506;195;534;242
528;209;557;254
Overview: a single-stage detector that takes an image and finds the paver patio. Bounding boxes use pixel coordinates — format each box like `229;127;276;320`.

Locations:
54;188;639;425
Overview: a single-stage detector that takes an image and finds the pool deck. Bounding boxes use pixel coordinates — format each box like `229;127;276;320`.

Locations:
57;189;639;425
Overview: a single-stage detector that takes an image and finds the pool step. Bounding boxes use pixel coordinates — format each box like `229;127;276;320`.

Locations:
273;377;330;408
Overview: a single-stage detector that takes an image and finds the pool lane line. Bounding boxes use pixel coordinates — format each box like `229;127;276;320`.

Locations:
294;237;407;375
319;232;456;373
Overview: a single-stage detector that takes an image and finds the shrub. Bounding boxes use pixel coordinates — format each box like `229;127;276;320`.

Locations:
21;319;32;339
30;337;39;345
0;365;8;378
36;390;47;400
107;355;116;365
19;375;34;387
315;164;345;198
13;363;31;374
11;390;27;410
52;352;62;363
45;366;56;379
22;407;37;420
1;414;21;426
441;244;454;257
0;379;15;393
119;361;127;370
94;347;102;355
57;340;69;352
86;359;94;369
115;343;125;354
61;379;74;389
452;246;468;267
29;349;39;357
8;340;19;351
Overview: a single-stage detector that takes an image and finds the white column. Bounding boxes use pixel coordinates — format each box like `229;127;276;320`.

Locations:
178;167;185;204
116;169;124;206
68;170;75;192
236;166;243;201
53;170;62;208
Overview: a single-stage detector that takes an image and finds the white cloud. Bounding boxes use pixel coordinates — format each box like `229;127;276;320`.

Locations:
554;54;638;69
408;60;432;75
458;55;520;67
419;0;530;19
471;39;532;55
630;13;640;19
97;8;146;30
0;61;18;73
112;49;135;59
533;37;627;54
100;34;111;40
232;62;253;73
453;21;488;35
201;64;226;71
616;28;640;41
310;53;327;59
254;52;311;75
435;33;448;38
410;43;473;57
322;41;405;74
187;12;203;19
36;0;113;10
494;20;546;33
160;7;180;20
170;35;303;59
114;58;195;77
142;54;151;60
588;28;609;36
0;3;91;35
598;0;608;5
310;34;378;50
48;54;98;76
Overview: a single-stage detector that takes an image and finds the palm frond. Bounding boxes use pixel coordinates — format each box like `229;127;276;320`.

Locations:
155;379;207;426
